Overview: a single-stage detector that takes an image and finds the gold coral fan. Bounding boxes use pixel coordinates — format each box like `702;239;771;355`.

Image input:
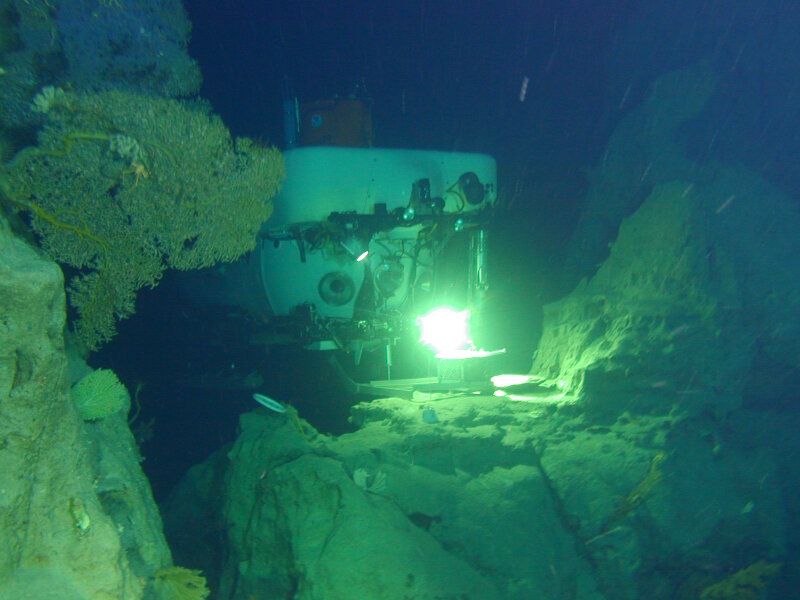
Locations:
699;560;781;600
152;566;210;600
6;90;284;349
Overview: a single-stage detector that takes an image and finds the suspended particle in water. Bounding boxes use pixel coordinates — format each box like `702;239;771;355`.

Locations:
519;76;530;102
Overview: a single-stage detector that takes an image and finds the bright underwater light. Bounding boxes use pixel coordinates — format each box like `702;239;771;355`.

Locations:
340;236;369;262
416;307;472;354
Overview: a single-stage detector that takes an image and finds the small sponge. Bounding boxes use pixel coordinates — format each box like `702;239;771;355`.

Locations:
71;368;129;421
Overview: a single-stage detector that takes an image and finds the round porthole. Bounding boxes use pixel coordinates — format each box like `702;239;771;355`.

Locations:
318;271;355;306
458;172;485;205
310;113;324;128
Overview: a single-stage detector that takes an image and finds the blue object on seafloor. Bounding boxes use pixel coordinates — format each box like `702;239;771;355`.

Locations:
422;407;439;424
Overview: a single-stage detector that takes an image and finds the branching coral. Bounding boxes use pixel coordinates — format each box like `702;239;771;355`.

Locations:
3;89;284;349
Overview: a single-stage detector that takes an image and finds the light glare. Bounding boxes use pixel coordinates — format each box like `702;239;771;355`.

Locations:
417;307;471;353
491;374;538;388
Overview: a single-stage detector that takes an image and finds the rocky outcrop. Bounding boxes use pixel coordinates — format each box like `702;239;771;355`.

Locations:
164;380;794;600
164;398;608;600
526;61;800;599
0;214;172;599
564;61;717;285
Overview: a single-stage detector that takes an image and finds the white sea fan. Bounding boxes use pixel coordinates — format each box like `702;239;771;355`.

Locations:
352;468;387;494
30;86;65;114
353;468;369;489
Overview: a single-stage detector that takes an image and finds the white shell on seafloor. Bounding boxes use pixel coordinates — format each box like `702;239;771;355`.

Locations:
253;393;286;413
